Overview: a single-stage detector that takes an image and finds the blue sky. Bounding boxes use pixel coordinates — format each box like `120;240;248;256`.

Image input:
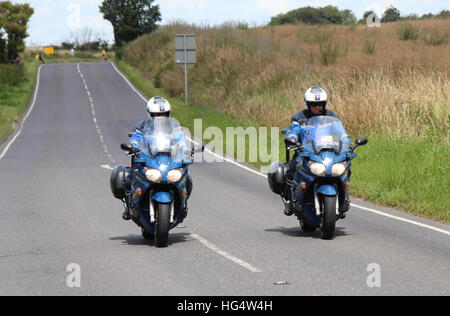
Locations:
10;0;450;46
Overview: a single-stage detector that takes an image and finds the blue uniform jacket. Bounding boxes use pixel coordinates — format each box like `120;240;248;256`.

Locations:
285;109;340;143
129;120;147;149
128;119;190;158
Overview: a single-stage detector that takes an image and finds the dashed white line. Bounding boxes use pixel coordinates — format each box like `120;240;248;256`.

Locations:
190;234;262;273
77;63;116;165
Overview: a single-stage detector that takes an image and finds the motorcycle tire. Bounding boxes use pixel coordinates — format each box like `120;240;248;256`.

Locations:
321;195;337;240
155;203;171;248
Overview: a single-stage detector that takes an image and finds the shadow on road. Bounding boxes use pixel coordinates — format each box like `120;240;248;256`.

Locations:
265;226;350;239
109;232;192;247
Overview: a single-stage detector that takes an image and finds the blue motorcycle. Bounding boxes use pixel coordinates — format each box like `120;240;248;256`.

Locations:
110;117;203;247
268;116;367;239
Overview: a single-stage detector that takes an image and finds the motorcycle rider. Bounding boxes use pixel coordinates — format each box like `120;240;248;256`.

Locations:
122;96;193;220
283;87;351;217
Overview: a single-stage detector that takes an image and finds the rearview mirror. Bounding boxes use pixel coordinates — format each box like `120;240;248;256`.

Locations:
284;137;297;147
191;144;205;155
121;143;133;151
356;138;368;146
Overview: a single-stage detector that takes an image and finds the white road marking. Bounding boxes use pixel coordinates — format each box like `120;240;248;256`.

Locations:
190;234;262;273
0;65;43;160
351;203;450;236
110;61;450;237
77;63;116;165
102;165;114;170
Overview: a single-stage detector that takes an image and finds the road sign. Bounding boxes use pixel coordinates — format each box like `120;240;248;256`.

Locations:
44;46;55;55
175;35;196;105
175;35;196;65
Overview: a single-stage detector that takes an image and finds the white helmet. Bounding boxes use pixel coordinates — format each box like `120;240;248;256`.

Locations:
304;87;328;112
147;96;171;117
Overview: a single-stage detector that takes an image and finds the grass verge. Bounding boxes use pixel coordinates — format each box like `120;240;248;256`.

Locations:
0;60;40;143
116;58;449;224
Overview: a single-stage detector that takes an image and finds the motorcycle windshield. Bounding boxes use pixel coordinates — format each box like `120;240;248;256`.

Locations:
302;116;350;154
139;117;191;161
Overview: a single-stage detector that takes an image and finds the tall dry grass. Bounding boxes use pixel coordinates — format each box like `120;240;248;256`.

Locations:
123;19;450;143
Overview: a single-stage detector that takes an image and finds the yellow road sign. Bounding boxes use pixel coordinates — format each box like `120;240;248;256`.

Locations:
44;47;55;55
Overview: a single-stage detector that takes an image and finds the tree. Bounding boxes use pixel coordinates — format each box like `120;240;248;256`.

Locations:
99;0;161;48
319;6;343;24
0;12;6;63
436;10;450;19
269;6;355;25
421;13;434;19
0;1;34;62
340;9;357;25
0;31;6;63
381;6;401;22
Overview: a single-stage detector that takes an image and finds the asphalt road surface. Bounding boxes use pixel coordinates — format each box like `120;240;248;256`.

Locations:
0;62;448;296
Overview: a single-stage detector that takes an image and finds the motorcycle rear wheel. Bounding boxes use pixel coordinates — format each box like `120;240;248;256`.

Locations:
321;195;337;240
155;203;171;247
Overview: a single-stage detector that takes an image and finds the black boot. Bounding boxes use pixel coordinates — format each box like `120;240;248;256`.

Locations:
122;190;132;221
284;202;294;216
282;181;294;216
122;207;131;221
340;190;351;219
180;195;189;221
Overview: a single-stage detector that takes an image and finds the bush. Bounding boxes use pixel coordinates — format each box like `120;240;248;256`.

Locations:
397;23;420;40
0;64;26;86
314;29;340;65
363;40;376;54
423;29;449;46
319;41;339;65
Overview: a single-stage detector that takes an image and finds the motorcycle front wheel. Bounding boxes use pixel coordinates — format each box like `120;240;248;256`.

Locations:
155;203;171;247
320;195;337;240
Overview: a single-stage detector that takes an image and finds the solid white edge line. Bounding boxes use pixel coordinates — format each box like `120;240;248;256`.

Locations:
0;65;43;160
109;62;450;237
350;203;450;236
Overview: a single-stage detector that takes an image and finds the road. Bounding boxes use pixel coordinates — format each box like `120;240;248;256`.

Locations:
0;62;448;296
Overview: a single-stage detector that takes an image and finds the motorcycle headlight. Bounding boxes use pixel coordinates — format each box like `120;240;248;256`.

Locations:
167;168;183;183
145;168;162;183
332;162;347;177
310;162;326;177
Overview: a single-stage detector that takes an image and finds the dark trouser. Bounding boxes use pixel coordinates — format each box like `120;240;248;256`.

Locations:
186;174;193;198
286;153;302;181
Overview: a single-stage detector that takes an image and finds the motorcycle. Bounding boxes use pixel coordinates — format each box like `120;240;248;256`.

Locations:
110;117;203;247
268;116;367;239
